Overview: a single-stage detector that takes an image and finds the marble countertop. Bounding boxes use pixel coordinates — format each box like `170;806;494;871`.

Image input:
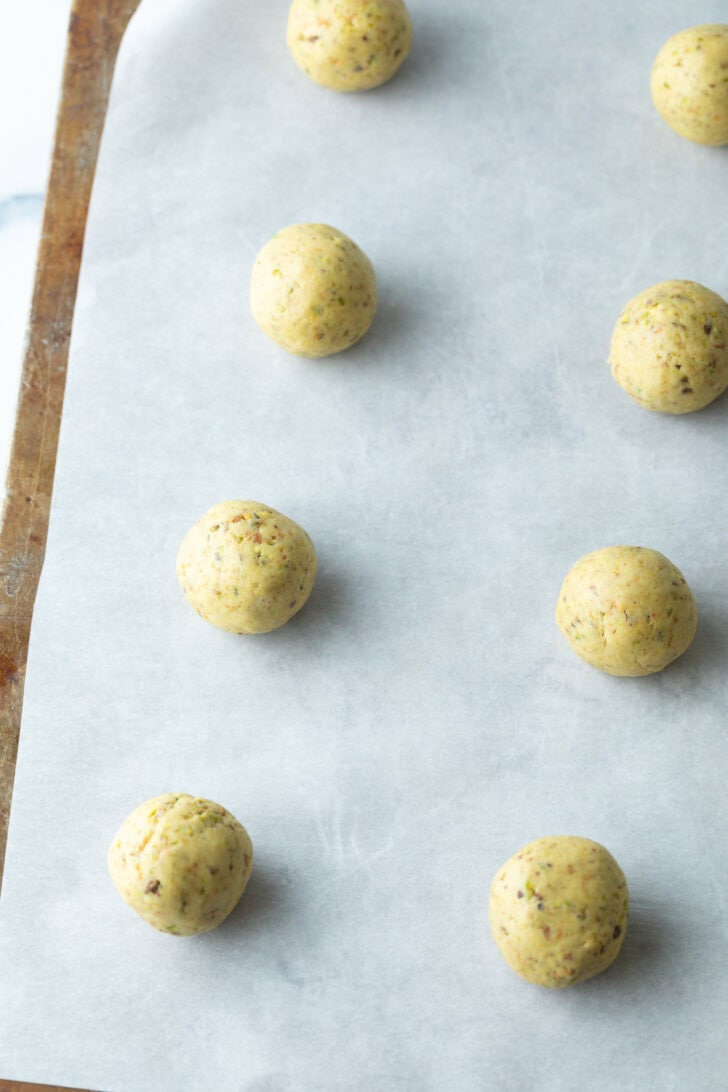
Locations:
0;2;71;485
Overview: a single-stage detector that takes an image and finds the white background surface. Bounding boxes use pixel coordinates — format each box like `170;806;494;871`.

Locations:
1;1;728;1090
0;2;71;484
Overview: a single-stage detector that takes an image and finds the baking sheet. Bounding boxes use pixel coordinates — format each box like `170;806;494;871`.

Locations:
2;0;728;1088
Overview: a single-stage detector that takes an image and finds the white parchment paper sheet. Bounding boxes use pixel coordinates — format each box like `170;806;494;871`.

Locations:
2;1;728;1088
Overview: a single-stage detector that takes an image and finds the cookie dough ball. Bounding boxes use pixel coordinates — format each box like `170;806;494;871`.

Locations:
610;280;728;414
650;25;728;145
287;0;412;92
556;545;696;677
489;836;629;988
250;223;377;358
108;794;253;936
177;500;317;634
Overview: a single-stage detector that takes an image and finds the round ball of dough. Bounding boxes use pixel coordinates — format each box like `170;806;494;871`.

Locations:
555;545;697;677
250;223;377;358
108;794;253;936
650;25;728;145
489;835;629;988
177;500;317;635
287;0;412;92
609;280;728;414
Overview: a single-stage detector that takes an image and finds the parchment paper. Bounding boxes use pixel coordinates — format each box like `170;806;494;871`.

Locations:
2;1;728;1089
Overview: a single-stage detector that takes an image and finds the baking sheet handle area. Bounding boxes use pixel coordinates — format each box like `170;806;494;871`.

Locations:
0;0;142;905
0;1079;95;1092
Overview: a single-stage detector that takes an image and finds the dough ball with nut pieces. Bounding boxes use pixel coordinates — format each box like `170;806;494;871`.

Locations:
609;280;728;414
108;793;253;936
177;500;317;634
555;545;697;677
650;25;728;146
489;835;629;988
287;0;412;92
250;223;376;358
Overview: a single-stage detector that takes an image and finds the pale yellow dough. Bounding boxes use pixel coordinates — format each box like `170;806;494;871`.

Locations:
287;0;412;92
650;25;728;145
489;836;629;988
177;500;317;634
556;545;696;677
108;794;253;936
610;280;728;414
250;223;376;358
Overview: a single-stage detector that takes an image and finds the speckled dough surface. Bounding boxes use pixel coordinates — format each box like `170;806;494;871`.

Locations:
108;794;253;936
177;500;317;634
650;24;728;145
555;545;697;677
287;0;412;92
610;280;728;413
250;223;376;358
489;836;629;988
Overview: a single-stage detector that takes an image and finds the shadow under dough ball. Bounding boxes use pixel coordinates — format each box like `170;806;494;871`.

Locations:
177;500;317;634
650;24;728;145
250;223;377;358
108;794;253;936
287;0;412;92
489;835;629;988
555;545;697;677
609;280;728;414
